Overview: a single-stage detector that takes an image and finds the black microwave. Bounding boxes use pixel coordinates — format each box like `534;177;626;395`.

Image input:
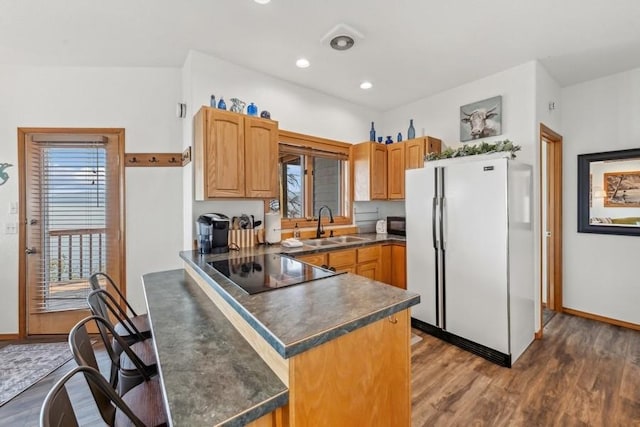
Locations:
386;216;406;236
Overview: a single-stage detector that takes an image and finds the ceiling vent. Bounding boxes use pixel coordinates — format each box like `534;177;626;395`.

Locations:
320;23;364;51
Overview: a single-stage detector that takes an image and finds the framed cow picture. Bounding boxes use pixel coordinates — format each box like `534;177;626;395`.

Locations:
460;95;502;142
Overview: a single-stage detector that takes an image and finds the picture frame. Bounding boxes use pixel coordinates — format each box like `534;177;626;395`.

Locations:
577;148;640;236
459;95;502;142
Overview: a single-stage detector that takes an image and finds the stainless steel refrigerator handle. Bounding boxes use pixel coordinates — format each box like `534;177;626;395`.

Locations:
440;197;446;250
432;197;438;250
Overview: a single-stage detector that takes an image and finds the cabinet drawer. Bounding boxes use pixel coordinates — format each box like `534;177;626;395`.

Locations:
297;253;327;267
328;249;356;268
357;245;381;264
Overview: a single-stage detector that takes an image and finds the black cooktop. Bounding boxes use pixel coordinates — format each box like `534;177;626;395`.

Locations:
208;253;340;295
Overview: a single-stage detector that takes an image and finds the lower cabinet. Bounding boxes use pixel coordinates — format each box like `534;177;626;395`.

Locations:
288;309;411;426
296;242;405;287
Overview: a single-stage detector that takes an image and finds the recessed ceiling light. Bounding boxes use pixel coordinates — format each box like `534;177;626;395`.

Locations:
254;0;271;4
296;58;310;68
360;81;373;90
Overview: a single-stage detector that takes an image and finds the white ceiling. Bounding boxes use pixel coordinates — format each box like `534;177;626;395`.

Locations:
1;0;639;111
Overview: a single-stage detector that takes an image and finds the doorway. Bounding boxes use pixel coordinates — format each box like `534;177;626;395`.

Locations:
539;123;563;337
18;128;125;336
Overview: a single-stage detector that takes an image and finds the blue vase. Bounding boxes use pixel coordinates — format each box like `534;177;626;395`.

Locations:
217;97;227;110
397;132;403;142
385;136;393;144
369;122;376;142
407;119;415;139
247;102;258;116
377;137;383;143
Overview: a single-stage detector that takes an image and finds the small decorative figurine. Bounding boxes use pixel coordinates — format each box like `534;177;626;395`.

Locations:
260;110;271;119
230;98;246;113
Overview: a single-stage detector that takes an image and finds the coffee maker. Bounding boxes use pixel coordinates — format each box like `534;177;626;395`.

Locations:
197;213;230;254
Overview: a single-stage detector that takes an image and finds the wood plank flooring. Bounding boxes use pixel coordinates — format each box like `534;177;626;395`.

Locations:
411;313;640;426
1;313;639;426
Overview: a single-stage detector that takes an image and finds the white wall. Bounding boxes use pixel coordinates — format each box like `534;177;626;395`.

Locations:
181;51;380;243
535;62;563;306
562;68;640;324
0;66;183;334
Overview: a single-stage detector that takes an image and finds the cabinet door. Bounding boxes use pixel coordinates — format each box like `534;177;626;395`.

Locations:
390;245;407;289
379;245;392;284
356;261;379;281
371;144;388;200
206;109;245;198
405;138;426;170
244;117;278;198
387;143;405;199
296;253;327;268
328;249;356;270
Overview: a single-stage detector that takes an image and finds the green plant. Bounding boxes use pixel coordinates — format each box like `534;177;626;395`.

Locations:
426;139;521;161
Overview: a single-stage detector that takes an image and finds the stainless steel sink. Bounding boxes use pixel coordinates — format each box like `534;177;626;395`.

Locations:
327;236;367;244
301;239;339;247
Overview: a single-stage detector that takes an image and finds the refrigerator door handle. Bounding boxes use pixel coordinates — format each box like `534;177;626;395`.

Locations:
432;197;438;250
440;197;447;250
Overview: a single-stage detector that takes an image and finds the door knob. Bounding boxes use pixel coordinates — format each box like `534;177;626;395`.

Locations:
25;247;36;254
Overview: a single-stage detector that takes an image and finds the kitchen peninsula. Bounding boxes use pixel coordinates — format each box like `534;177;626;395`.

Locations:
142;240;419;426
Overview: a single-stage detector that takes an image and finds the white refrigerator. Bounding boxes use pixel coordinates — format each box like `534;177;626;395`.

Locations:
406;154;534;366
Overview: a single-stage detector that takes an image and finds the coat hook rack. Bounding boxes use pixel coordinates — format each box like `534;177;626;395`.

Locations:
125;153;183;167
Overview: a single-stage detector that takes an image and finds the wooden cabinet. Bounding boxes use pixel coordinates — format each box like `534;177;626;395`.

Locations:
387;143;406;199
353;142;387;201
295;245;381;281
194;107;278;200
355;137;441;201
390;245;407;289
289;309;411;426
406;136;442;170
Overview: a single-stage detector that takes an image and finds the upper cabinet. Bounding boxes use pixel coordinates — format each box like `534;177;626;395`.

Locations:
354;142;388;201
355;137;442;201
194;107;278;200
387;143;406;200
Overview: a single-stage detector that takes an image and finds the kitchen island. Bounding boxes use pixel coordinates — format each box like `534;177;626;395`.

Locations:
142;238;418;426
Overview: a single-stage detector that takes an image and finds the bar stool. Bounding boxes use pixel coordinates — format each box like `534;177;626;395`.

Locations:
39;365;166;427
89;272;151;340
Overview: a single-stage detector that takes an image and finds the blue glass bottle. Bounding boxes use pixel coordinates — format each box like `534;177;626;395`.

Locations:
210;95;216;108
217;97;227;110
370;122;376;142
247;102;258;116
397;132;403;142
407;119;416;139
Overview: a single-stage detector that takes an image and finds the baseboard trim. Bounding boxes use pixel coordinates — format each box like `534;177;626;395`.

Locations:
411;318;511;368
563;307;640;331
0;333;19;340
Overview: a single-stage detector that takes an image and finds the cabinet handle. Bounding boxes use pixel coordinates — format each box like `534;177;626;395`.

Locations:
388;315;398;324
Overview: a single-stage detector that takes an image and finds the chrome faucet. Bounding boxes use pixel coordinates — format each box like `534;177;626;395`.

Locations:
316;205;334;238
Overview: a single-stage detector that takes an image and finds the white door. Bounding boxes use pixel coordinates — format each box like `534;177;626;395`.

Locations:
442;158;509;353
406;167;437;325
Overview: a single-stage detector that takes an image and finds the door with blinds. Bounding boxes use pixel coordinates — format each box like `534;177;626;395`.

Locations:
19;129;125;335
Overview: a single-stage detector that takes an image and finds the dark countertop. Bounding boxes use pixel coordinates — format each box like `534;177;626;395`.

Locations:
142;269;288;427
179;233;418;359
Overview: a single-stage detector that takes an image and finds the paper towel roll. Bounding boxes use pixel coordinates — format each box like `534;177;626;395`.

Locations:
265;212;281;244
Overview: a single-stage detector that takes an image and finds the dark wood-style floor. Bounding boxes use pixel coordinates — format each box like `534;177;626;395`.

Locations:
1;313;639;426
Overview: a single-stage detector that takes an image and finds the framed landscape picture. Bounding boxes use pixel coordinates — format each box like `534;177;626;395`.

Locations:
604;171;640;207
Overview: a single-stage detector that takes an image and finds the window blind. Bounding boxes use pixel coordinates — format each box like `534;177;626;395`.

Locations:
27;139;116;313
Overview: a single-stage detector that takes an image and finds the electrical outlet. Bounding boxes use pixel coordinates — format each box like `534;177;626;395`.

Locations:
5;223;17;234
9;202;17;215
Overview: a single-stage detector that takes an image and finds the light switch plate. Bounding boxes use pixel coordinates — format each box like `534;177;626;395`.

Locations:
5;223;17;234
9;202;17;215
